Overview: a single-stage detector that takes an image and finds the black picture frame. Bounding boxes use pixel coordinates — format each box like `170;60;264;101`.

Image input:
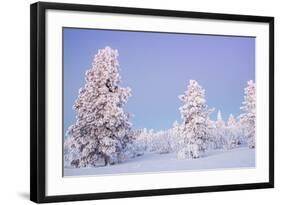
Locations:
30;1;274;203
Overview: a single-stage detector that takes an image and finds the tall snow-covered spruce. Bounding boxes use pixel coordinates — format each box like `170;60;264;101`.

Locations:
177;80;212;159
239;80;256;148
65;46;132;167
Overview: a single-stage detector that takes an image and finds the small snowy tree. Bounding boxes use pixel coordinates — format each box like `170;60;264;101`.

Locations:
225;114;239;149
126;129;147;158
214;110;227;149
65;46;132;167
217;110;224;127
177;80;212;159
236;118;246;145
171;121;182;152
156;129;175;154
227;114;236;127
206;117;217;150
239;80;256;148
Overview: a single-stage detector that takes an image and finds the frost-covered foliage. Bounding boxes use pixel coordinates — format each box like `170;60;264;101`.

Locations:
236;119;247;145
225;114;239;149
206;117;218;149
125;128;149;158
65;46;132;167
141;129;155;152
171;121;183;152
177;80;213;159
216;110;224;126
214;110;227;149
136;129;175;154
239;80;256;148
64;136;80;168
154;129;175;154
128;122;183;156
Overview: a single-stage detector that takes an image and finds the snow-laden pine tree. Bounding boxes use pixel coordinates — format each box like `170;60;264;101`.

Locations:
226;114;239;149
227;114;236;127
239;80;256;148
65;46;132;167
237;117;246;145
217;110;224;126
156;129;175;154
177;80;212;159
171;121;182;152
206;117;217;150
214;110;227;149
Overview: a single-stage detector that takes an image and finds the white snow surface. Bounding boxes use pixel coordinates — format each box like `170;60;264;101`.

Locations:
64;147;255;177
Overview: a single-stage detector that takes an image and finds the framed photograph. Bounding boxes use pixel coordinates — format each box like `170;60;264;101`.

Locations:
30;2;274;203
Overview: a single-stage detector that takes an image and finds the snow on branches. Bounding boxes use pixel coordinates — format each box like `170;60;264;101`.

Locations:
213;110;227;149
239;80;256;148
225;114;239;149
65;46;133;167
177;80;213;159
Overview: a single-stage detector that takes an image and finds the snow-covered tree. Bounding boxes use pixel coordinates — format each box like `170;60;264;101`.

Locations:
125;129;147;158
217;110;224;127
171;121;182;152
225;114;239;149
177;80;212;159
206;117;217;149
236;118;247;145
239;80;256;148
144;129;156;152
64;136;80;168
65;46;132;167
172;121;180;132
213;110;227;149
227;114;236;127
153;131;167;154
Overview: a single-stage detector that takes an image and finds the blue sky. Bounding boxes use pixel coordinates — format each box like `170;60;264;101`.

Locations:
63;28;255;134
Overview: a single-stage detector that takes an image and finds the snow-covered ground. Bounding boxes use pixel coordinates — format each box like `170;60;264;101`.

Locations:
64;147;255;177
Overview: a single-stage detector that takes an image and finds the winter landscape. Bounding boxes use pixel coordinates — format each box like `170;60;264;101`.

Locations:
63;29;256;176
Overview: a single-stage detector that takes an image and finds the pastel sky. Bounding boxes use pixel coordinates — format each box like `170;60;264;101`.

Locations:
63;28;255;134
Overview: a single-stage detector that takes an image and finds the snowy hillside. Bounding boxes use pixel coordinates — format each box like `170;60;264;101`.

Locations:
64;147;255;176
